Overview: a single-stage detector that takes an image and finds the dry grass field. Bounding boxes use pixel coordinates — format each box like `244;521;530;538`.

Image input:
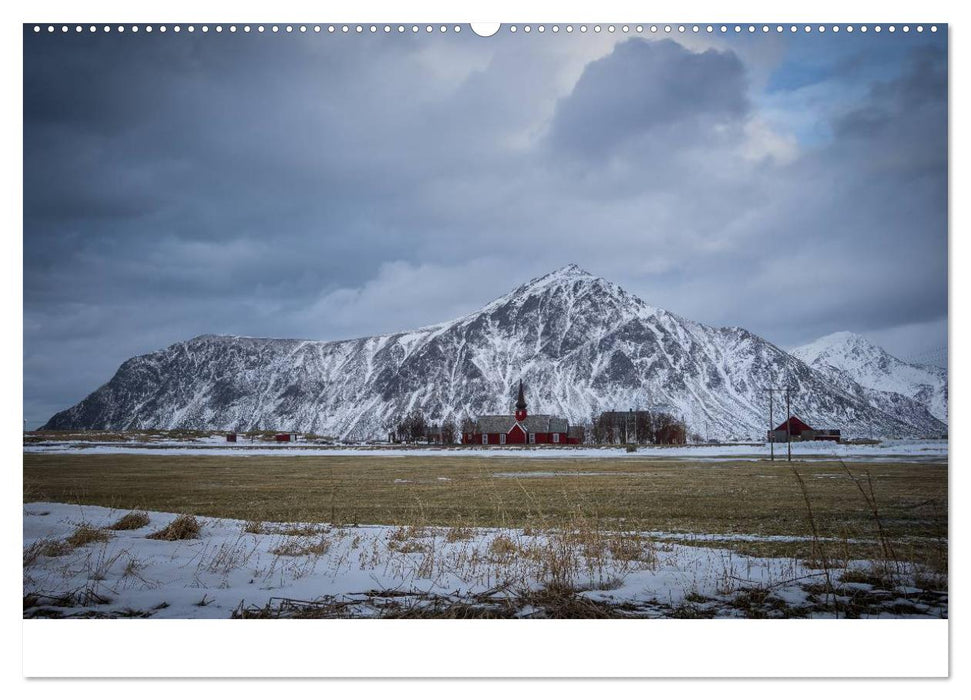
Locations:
23;452;948;618
23;452;946;562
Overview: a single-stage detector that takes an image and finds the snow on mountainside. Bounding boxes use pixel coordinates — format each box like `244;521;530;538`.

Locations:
44;265;947;440
791;331;947;423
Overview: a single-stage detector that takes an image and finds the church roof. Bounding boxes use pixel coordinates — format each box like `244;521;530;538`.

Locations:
475;414;569;434
476;415;518;434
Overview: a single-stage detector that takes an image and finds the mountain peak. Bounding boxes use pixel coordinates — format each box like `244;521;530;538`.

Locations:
527;264;595;286
556;263;591;276
791;330;948;423
793;331;878;361
41;268;946;437
818;331;872;346
485;264;601;307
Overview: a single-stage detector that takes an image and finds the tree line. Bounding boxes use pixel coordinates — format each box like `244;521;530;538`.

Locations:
589;410;688;445
386;407;691;445
388;409;474;444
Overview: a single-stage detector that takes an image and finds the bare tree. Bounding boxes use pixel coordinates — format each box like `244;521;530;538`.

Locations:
654;412;686;444
441;419;457;445
590;412;603;444
407;409;427;443
635;411;654;445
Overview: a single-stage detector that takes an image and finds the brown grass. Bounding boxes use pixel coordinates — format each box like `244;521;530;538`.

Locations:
488;534;519;557
146;514;201;541
109;511;150;530
271;535;331;557
23;452;946;565
444;526;475;542
24;523;112;567
232;583;639;619
243;520;326;536
23;538;73;566
607;533;654;563
65;524;112;548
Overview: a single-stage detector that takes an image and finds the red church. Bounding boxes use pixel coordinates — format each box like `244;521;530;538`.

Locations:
462;381;578;446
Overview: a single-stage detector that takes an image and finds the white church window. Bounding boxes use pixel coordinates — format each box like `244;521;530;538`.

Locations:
553;433;560;443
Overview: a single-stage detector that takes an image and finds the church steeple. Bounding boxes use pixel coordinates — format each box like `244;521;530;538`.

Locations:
515;380;528;422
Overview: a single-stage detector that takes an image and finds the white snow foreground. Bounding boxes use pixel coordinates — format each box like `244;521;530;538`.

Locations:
24;503;946;619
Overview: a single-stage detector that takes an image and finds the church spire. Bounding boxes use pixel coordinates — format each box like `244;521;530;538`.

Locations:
515;380;527;421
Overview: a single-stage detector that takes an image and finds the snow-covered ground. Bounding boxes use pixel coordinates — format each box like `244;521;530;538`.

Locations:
23;503;947;619
24;439;948;462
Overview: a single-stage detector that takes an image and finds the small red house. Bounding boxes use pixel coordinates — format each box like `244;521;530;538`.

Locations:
274;433;298;443
768;416;840;442
462;381;578;446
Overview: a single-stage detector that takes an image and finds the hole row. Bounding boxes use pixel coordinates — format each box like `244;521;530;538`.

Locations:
32;24;940;35
507;24;937;34
33;24;465;34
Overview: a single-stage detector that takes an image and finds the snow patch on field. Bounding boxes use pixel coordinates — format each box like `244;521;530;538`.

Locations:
24;439;948;461
23;503;946;619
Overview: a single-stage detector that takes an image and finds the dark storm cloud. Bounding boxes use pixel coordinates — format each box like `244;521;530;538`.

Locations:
549;39;749;157
23;29;948;425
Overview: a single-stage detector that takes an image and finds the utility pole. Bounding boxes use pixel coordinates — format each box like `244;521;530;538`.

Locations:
767;388;775;461
764;385;791;462
785;386;792;462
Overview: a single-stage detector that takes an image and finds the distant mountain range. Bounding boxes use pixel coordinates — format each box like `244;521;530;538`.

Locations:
43;265;947;440
791;331;947;423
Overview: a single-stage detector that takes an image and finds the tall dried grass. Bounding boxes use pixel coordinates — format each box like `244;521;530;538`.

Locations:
109;511;150;530
147;514;201;541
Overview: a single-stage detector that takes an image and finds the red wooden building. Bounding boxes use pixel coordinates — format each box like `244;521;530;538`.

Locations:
768;416;840;442
462;381;579;446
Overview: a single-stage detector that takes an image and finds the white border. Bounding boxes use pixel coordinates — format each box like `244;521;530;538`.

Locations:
9;0;962;685
23;619;948;678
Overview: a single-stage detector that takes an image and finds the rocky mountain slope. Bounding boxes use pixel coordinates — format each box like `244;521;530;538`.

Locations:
791;331;947;424
44;265;947;440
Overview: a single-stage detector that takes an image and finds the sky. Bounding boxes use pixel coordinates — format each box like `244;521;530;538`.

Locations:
23;25;948;427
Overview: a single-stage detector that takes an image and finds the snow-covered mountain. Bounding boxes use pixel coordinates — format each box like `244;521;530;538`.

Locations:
791;331;947;424
43;265;947;440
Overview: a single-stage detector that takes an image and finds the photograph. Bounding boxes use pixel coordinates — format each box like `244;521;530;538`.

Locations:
23;20;947;625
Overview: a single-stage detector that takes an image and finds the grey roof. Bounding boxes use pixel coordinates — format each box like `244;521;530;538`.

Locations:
475;415;517;434
476;413;570;434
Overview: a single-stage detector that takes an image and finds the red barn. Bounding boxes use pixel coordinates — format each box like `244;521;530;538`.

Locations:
462;381;578;446
774;416;814;437
274;433;298;442
768;416;840;442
